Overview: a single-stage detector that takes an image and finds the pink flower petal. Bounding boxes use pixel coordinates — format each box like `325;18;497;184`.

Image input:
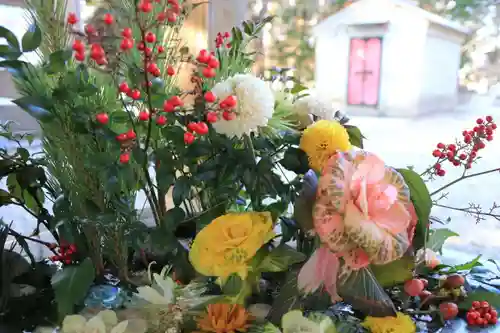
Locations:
371;201;411;235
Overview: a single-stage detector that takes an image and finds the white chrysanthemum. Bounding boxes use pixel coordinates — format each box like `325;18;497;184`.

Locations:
211;74;275;138
293;90;342;120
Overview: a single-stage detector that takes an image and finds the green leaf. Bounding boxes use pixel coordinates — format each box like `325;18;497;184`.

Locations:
267;269;302;324
264;200;288;222
259;244;306;272
51;257;95;319
47;50;72;73
458;291;500;310
222;274;243;295
16;147;30;162
243;21;254;35
21;24;42;52
443;255;482;273
396;168;432;249
291;83;308;94
172;175;191;206
110;111;130;123
12;96;53;122
162;207;185;231
0;45;22;59
427;228;459;254
344;125;365;149
0;26;20;51
371;255;415;288
280;147;309;174
0;59;28;72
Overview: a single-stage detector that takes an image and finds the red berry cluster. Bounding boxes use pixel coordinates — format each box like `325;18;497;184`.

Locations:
215;32;231;49
196;49;220;78
467;301;498;326
49;241;77;264
431;116;496;176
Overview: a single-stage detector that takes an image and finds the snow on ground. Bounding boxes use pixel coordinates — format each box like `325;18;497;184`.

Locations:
1;94;500;263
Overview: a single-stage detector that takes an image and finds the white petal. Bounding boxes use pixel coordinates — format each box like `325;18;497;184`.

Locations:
96;310;118;327
153;273;175;303
61;315;87;333
110;321;128;333
135;286;170;305
85;316;106;333
282;311;320;333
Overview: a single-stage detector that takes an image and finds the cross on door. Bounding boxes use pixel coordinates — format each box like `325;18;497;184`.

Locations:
355;69;374;81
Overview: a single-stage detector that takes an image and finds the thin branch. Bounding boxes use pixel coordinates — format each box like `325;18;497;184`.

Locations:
430;167;500;196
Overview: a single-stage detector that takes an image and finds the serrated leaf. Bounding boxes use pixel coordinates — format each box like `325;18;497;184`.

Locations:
259;244;306;272
427;228;459;254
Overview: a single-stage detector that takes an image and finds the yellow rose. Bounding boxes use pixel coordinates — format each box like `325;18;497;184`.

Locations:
189;212;275;279
362;312;416;333
299;120;352;172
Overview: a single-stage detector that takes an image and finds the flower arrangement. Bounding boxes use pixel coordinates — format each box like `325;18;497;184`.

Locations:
1;0;500;333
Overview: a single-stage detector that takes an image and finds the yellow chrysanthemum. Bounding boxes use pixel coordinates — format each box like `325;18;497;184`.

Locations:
362;312;416;333
189;212;275;279
299;120;352;172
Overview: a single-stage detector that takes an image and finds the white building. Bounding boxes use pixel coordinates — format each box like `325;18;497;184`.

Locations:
313;0;470;117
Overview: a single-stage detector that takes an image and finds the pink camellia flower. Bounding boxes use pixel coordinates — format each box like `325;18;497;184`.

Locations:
298;150;417;302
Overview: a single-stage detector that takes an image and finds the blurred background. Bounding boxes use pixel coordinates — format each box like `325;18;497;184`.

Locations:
1;0;500;263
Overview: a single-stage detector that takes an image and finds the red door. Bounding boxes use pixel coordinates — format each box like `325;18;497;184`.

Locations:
347;38;382;106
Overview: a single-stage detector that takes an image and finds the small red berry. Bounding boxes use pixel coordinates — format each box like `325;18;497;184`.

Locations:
404;279;425;297
206;111;218;123
478;141;486;149
156;115;167;125
187;122;198;132
144;47;153;57
434;163;441;169
194;122;209;135
169;95;183;107
487;135;493;141
163;101;175;112
477;118;484;124
119;82;130;93
486;115;493;122
459;153;467;160
74;51;85;62
492;123;497;130
202;67;216;78
157;11;167;21
138;111;150;121
490;309;498;317
437;143;445;149
448;144;456;151
184;131;195;144
139;1;153;12
439;302;459;320
130;89;141;100
95;113;109;124
223;95;237;108
432;149;442;158
464;134;472;143
72;40;85;52
126;129;136;139
491;317;498;324
120;38;134;51
119;153;130;164
437;169;446;176
481;301;490;308
222;111;235;121
122;27;133;38
472;301;481;309
137;42;145;51
204;91;217;103
145;32;156;43
197;50;210;63
67;12;78;25
147;62;159;73
166;10;177;22
95;57;107;66
167;65;175;76
103;13;114;25
157;45;165;53
208;57;220;69
116;133;128;141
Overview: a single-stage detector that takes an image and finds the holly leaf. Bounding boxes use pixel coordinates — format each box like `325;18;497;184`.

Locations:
427;228;459;254
397;168;432;249
21;23;42;52
371;255;415;288
51;258;95;319
259;244;306;272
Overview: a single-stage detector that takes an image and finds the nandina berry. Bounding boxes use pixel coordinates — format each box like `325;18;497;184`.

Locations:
208;57;220;69
206;111;218;123
147;62;159;74
72;40;85;52
459;153;467;160
404;278;425;296
145;32;156;43
436;142;445;149
157;45;165;53
144;47;153;57
169;95;183;107
116;133;128;141
156;115;167;125
143;81;153;88
126;129;136;139
477;118;484;124
121;27;133;38
163;101;174;112
157;11;167;21
437;169;446;176
138;111;150;121
119;153;130;164
486;115;493;122
96;57;108;66
119;82;130;93
152;68;161;77
130;89;141;100
204;91;216;103
464;134;472;143
432;149;442;158
223;95;237;108
434;163;441;169
90;44;105;60
74;51;85;62
139;0;153;12
137;42;145;51
67;12;78;25
492;123;497;129
222;111;235;121
95;113;109;124
197;50;210;63
194;122;209;135
167;65;175;76
166;10;177;22
472;301;481;309
487;135;493;141
187;122;198;132
202;67;216;78
481;301;490;308
120;38;134;51
440;302;459;320
448;144;456;151
184;131;195;144
103;13;114;25
478;141;486;149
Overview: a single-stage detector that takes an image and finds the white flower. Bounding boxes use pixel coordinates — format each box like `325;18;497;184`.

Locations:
211;74;275;138
135;272;176;305
293;90;342;121
60;310;141;333
281;310;335;333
